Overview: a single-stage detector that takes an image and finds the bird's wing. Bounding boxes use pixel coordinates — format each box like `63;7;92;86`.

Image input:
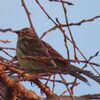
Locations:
42;41;63;58
42;40;100;85
42;40;68;65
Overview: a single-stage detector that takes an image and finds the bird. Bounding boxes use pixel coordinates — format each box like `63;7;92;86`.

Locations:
16;28;100;85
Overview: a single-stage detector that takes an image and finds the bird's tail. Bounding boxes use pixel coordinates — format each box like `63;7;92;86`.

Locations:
70;72;90;85
61;64;100;85
79;70;100;84
70;64;100;85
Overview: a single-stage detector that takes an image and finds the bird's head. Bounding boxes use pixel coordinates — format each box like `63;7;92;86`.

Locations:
15;28;36;40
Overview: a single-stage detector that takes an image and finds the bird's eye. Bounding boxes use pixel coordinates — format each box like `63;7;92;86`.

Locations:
24;34;33;39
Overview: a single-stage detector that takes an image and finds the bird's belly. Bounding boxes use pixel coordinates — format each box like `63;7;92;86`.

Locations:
18;59;48;71
16;47;48;71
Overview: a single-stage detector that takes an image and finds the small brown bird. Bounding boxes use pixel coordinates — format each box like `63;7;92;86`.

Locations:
16;28;100;84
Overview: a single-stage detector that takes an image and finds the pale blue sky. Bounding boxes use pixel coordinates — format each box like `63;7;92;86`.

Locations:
0;0;100;96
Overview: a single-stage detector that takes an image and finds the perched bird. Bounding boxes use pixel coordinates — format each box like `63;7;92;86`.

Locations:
16;28;100;84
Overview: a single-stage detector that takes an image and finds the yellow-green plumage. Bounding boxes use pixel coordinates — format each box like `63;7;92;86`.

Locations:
16;29;52;72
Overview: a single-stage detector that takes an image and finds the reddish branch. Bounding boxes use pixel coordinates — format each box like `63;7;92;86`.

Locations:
49;0;74;5
0;61;56;97
0;65;39;100
17;55;100;67
60;0;76;61
56;19;70;61
41;15;100;39
0;40;11;43
21;0;33;29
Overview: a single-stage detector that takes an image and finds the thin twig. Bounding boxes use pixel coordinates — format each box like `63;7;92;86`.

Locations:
59;74;75;100
61;0;78;62
49;0;74;5
21;0;36;34
56;18;70;61
41;15;100;39
0;40;11;43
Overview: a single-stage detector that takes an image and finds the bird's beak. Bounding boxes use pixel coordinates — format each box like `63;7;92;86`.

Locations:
14;30;20;36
